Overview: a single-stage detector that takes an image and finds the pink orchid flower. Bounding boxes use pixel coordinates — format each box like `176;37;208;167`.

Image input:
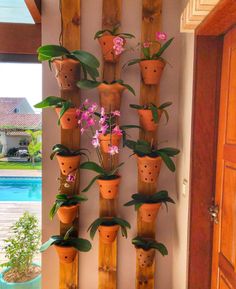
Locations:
113;36;124;46
92;138;100;148
87;117;96;127
66;174;76;183
88;103;98;113
156;32;167;41
108;145;119;156
81;111;90;121
100;124;109;135
100;107;105;117
112;125;123;136
112;110;121;117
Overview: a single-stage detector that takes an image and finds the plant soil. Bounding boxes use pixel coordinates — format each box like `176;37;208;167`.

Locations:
3;265;41;283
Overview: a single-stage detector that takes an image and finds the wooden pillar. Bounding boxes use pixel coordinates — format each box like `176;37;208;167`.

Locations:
60;1;81;289
136;1;162;289
98;2;121;289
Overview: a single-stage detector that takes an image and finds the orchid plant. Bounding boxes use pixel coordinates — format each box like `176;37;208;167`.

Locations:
77;99;139;192
126;32;174;66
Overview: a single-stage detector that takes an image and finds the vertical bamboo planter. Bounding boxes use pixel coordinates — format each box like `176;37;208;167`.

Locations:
59;1;81;288
136;1;162;289
98;1;121;289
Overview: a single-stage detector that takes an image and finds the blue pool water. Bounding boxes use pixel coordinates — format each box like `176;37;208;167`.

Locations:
0;177;42;201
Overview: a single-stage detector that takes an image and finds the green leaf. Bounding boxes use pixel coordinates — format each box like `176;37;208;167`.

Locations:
124;139;137;150
157;151;176;172
142;47;151;59
152;243;168;256
124;199;138;206
158;101;172;110
118;33;135;39
69;238;92;252
37;45;70;61
83;64;99;80
72;50;100;68
82;175;100;193
87;218;104;239
94;29;113;39
40;236;61;252
34;96;64;108
49;202;63;220
80;161;106;175
129;104;143;110
154;37;174;58
58;101;71;125
158;147;180;156
122;83;136;96
127;58;141;66
77;80;100;89
150;104;159;124
108;162;124;176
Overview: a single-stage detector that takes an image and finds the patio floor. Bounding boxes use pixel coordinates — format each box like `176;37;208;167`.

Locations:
0;202;41;265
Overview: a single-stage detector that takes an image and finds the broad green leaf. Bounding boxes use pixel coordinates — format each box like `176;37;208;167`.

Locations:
58;101;71;125
94;29;112;39
34;96;64;108
108;162;124;176
158;147;180;156
127;59;141;66
157;151;176;172
122;83;136;95
40;236;61;252
80;161;106;175
87;218;104;239
118;33;135;39
37;45;70;61
82;175;100;193
69;238;92;252
150;104;159;124
154;37;174;58
158;101;172;110
129;104;143;110
152;243;168;256
72;50;100;68
77;80;100;89
142;47;151;59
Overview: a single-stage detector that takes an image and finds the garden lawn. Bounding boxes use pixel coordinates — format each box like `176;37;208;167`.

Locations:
0;162;42;170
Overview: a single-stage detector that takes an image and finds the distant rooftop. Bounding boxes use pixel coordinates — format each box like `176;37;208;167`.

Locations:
0;97;27;114
0;0;34;24
0;113;41;130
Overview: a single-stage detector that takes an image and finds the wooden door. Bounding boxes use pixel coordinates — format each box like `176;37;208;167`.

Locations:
211;26;236;289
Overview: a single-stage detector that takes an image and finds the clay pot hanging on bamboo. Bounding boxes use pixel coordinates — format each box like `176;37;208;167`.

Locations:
98;35;123;63
55;107;79;130
98;224;119;244
97;176;121;199
54;245;77;264
139;203;162;223
57;204;79;224
52;58;80;91
98;83;125;113
137;247;155;268
139;60;165;85
137;155;162;183
56;155;80;176
138;109;162;132
99;134;122;153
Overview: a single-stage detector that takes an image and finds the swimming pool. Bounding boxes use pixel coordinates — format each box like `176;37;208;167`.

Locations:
0;177;42;201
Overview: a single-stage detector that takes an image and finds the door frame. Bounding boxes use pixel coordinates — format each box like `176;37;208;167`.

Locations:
189;1;236;288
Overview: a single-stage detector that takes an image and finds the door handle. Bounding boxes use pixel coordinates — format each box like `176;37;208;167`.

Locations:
208;204;219;224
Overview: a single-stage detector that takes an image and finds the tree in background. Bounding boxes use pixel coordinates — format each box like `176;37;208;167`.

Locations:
26;130;42;166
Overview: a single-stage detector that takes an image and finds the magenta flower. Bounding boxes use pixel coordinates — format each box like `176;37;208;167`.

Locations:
100;107;105;117
92;138;100;148
143;42;150;48
156;32;167;41
83;99;90;106
81;111;90;121
113;36;124;46
112;125;123;136
87;117;96;127
66;174;76;183
108;145;119;155
81;127;85;134
88;103;98;113
76;109;81;117
100;124;109;135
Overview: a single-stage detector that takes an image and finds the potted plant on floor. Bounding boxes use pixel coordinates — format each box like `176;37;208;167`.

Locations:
132;236;168;268
37;44;100;90
0;212;41;289
88;217;131;244
49;193;88;224
77;78;135;113
35;96;78;130
50;144;88;176
94;25;135;63
130;102;172;132
126;32;174;85
124;191;175;222
40;227;91;264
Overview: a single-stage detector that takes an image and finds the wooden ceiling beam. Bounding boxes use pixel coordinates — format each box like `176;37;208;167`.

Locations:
0;23;41;55
24;0;41;24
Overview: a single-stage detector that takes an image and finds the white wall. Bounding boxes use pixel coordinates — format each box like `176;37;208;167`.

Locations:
41;1;193;289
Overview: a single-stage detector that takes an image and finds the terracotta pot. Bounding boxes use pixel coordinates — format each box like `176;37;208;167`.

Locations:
52;58;80;90
57;204;79;224
97;176;121;199
137;247;155;268
98;83;125;113
55;107;78;130
138;109;162;132
98;35;124;63
139;60;165;85
137;155;162;183
98;224;119;244
139;203;162;223
56;155;80;176
54;245;77;264
99;134;122;153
